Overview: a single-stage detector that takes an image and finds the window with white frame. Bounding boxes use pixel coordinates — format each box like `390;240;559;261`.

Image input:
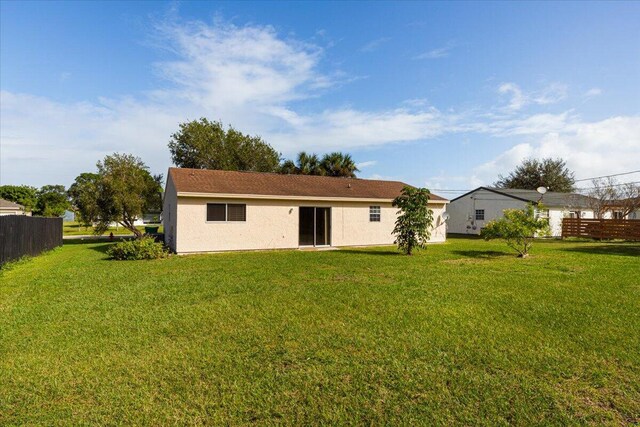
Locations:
206;203;246;222
370;206;381;222
475;209;485;220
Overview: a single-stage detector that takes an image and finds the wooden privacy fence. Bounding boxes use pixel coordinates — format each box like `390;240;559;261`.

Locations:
0;216;63;265
562;218;640;241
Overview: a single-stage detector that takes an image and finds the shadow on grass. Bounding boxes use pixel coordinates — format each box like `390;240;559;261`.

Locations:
560;244;640;257
62;238;116;258
338;249;401;256
451;250;511;259
63;236;131;245
89;243;112;255
447;233;483;240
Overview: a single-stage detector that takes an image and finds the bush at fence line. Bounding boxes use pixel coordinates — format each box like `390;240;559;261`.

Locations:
106;237;168;260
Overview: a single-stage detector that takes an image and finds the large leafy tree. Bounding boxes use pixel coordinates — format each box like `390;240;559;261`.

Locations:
0;185;38;212
34;185;70;217
392;186;434;255
495;158;575;192
68;173;101;228
168;118;281;172
70;154;162;238
480;204;550;258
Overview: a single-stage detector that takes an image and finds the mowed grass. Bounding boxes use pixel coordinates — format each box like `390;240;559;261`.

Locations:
63;221;163;236
1;237;639;425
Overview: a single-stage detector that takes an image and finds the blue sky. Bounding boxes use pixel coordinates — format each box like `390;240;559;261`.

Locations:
1;1;639;196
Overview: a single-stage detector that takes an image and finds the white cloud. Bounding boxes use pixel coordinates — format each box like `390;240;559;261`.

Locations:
0;90;177;186
532;82;568;105
1;16;637;194
414;41;456;60
356;160;377;169
498;83;527;111
360;37;390;53
584;87;603;98
402;98;430;108
153;19;328;108
471;116;640;188
497;82;567;112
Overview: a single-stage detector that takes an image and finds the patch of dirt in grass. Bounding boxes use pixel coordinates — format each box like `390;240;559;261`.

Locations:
558;377;639;425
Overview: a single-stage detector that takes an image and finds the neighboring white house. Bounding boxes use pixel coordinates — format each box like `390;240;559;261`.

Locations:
163;168;448;254
0;198;30;216
446;187;596;237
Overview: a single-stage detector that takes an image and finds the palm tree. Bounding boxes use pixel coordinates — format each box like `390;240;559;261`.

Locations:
279;159;297;174
321;152;359;177
296;152;323;175
279;151;359;177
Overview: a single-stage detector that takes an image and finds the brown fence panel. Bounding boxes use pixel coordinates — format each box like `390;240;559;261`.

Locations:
0;216;63;265
562;218;640;241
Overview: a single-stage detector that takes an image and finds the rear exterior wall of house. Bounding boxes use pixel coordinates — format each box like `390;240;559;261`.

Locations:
167;197;447;254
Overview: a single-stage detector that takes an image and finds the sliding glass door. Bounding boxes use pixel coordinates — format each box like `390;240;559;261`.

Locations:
299;207;331;246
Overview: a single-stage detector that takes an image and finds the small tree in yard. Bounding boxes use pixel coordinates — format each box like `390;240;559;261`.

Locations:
70;154;162;238
95;154;163;238
480;204;550;258
392;187;434;255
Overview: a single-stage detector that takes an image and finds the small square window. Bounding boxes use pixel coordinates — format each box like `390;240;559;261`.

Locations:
370;206;381;222
207;203;226;221
227;204;246;221
475;209;485;221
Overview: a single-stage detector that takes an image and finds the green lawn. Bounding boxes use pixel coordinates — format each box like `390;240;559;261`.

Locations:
1;237;639;425
63;221;163;236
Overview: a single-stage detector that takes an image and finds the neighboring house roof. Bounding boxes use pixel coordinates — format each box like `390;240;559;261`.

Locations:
450;187;593;208
169;168;448;202
0;198;25;210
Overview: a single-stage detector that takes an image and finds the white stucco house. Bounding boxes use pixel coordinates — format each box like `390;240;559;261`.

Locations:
446;187;596;237
0;198;30;216
163;168;448;254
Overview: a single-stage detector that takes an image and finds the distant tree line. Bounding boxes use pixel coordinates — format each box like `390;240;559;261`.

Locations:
0;184;70;217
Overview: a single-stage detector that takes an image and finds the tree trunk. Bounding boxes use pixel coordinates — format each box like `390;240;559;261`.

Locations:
120;221;143;239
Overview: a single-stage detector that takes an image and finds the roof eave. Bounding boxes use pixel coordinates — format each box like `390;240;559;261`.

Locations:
176;191;448;204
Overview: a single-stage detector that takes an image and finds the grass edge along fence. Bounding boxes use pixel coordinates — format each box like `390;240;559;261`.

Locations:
562;218;640;241
0;216;63;265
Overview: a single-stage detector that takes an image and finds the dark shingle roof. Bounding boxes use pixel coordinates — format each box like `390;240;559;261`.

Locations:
169;168;447;202
451;187;593;208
